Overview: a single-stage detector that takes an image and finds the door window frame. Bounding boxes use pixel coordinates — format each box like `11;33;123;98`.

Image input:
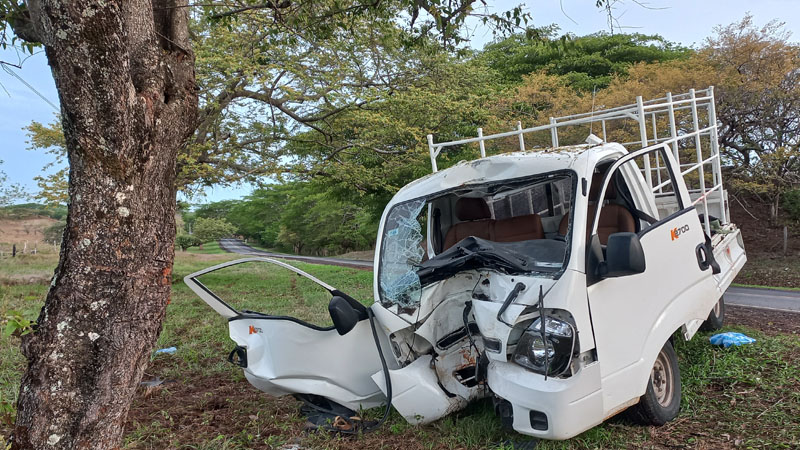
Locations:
590;144;687;239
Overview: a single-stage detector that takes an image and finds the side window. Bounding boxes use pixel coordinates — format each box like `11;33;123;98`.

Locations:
552;178;572;216
593;148;683;244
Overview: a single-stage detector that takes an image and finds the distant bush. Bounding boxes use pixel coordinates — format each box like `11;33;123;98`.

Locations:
43;222;66;243
193;217;236;244
175;234;202;251
0;203;67;220
783;189;800;221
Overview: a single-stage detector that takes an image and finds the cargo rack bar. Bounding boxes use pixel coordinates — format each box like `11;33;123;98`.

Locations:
427;87;725;235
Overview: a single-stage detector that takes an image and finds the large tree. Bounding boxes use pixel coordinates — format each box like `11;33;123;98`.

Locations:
5;1;197;448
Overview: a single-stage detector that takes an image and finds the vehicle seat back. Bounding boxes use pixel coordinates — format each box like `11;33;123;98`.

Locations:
493;214;545;242
443;197;493;249
558;173;635;245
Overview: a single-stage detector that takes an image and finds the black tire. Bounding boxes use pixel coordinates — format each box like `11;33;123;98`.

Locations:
699;296;725;332
628;340;681;426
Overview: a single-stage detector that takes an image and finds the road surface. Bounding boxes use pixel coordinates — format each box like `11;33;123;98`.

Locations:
219;239;372;269
219;239;800;313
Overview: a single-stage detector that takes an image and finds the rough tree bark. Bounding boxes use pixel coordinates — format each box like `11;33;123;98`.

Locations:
11;1;197;448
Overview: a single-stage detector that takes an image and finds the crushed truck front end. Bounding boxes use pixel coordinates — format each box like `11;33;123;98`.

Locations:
369;147;618;438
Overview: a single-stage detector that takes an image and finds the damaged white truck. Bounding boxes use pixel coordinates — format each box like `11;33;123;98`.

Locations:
185;87;747;440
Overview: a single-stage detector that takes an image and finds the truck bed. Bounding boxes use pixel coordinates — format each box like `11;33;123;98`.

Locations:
710;224;747;294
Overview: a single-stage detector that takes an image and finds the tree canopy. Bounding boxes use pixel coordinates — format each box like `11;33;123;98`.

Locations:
480;29;690;89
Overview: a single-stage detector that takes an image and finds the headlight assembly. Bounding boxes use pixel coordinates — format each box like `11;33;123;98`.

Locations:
512;316;576;377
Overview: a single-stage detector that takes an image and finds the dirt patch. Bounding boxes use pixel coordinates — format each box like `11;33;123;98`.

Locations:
0;216;60;246
0;274;52;285
125;359;305;449
727;305;800;336
335;250;375;262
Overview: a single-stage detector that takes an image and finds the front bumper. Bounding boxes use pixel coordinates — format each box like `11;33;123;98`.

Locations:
487;360;604;440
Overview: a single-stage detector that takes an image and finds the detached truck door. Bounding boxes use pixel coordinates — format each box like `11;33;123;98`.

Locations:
585;145;720;415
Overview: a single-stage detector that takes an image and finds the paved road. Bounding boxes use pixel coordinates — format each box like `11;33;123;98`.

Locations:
219;239;800;313
725;286;800;313
219;239;372;269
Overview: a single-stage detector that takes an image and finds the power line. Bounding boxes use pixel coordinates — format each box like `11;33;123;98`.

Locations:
0;61;60;112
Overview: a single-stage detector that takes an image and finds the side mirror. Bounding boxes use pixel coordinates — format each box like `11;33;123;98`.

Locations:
328;296;362;335
602;232;646;278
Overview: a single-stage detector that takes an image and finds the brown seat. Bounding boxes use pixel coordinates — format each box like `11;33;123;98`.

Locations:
443;197;493;249
558;173;635;245
444;198;546;249
493;214;545;242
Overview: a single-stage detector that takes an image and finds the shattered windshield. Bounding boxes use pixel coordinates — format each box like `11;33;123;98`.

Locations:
378;171;576;310
378;199;426;308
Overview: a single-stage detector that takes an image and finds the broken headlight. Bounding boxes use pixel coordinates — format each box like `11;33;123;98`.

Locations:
512;317;575;376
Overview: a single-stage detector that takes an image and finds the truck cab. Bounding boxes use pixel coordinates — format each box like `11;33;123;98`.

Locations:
186;87;746;440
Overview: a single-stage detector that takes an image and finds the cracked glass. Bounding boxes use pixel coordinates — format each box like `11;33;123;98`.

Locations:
378;199;426;308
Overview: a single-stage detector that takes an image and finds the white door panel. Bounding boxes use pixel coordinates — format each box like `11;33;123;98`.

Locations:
588;208;718;385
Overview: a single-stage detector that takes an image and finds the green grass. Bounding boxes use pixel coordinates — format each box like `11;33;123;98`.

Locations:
185;241;227;254
1;251;799;448
0;252;58;282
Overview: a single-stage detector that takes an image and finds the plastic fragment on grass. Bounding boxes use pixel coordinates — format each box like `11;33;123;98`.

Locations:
709;332;755;348
140;377;167;388
154;346;177;355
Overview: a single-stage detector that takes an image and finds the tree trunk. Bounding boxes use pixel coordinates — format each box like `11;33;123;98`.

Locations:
12;1;197;449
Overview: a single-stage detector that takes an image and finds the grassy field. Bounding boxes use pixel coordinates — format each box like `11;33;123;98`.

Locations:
185;241;228;254
1;250;799;449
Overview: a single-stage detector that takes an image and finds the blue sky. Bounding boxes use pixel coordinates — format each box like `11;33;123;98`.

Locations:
1;0;798;204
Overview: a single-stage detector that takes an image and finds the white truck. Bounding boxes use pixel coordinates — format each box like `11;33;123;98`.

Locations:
186;87;747;439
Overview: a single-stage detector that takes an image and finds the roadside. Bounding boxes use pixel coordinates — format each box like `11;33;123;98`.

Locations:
218;239;372;269
220;239;800;313
3;247;800;448
729;197;800;289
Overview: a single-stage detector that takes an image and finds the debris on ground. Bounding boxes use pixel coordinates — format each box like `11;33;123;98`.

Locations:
154;346;177;355
138;377;176;397
710;332;756;347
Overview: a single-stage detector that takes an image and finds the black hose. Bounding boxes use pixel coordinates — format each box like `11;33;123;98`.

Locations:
364;307;393;431
462;301;479;354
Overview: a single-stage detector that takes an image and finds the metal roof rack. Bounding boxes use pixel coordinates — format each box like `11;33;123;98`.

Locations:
427;87;726;234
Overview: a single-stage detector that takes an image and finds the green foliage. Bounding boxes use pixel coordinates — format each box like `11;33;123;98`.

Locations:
782;189;800;221
42;222;65;243
195;182;377;255
0;202;67;220
22;120;69;206
0;160;28;207
193;217;237;243
175;234;203;251
2;310;36;338
481;30;690;89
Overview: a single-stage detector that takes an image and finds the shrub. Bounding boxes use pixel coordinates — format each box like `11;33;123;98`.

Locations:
782;189;800;221
193;217;237;243
175;234;202;251
43;222;66;243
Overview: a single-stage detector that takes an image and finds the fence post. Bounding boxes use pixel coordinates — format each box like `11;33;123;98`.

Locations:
784;226;789;256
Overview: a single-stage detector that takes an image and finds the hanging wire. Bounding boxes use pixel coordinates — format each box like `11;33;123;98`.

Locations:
1;62;60;112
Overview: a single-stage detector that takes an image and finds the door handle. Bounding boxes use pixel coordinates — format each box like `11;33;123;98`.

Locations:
695;243;711;271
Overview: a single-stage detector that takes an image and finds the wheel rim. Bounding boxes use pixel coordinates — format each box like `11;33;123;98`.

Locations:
651;349;674;407
713;299;722;317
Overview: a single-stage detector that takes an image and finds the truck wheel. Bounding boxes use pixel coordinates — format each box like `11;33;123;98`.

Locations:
699;296;725;332
628;341;681;426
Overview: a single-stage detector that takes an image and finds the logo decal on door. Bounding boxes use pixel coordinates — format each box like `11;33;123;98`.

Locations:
671;224;690;240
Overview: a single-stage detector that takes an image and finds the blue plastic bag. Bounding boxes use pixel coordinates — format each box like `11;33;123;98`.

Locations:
709;332;755;348
154;346;177;355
